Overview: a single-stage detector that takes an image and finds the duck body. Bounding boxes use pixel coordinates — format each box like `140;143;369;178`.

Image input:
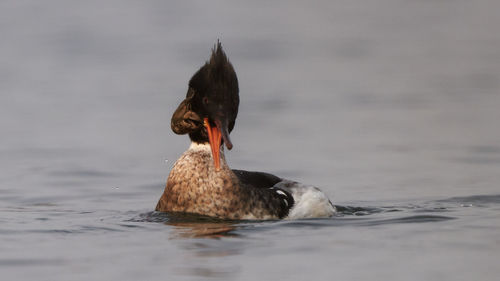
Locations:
155;42;336;220
156;143;336;220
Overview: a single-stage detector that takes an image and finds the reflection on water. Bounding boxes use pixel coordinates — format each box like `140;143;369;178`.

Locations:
150;213;243;278
175;266;239;279
174;237;243;279
139;212;239;238
166;221;238;239
173;238;242;279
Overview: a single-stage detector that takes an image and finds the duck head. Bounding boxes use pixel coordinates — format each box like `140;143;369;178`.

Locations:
171;42;239;170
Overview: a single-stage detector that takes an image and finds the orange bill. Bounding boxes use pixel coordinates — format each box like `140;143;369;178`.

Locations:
204;118;221;171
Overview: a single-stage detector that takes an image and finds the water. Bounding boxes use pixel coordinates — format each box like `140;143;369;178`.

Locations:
1;0;500;280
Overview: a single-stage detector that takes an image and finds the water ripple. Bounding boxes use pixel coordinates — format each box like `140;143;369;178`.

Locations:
355;215;456;226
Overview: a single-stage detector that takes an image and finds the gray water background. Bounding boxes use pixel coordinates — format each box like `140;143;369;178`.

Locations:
1;0;500;280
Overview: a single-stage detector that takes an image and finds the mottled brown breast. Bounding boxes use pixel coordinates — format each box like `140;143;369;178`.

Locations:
155;146;292;220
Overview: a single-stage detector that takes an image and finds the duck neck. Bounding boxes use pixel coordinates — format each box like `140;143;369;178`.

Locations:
187;142;229;171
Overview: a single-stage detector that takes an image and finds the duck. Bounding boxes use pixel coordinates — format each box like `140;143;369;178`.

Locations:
156;42;336;220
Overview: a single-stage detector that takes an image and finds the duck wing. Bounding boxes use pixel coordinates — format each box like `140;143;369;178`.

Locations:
232;169;281;189
232;169;335;219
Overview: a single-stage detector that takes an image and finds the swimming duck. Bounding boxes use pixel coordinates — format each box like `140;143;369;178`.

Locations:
156;42;335;220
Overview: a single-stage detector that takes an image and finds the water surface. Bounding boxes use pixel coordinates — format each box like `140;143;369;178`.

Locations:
1;1;500;280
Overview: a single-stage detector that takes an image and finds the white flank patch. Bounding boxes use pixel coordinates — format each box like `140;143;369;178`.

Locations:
275;190;287;196
274;180;336;220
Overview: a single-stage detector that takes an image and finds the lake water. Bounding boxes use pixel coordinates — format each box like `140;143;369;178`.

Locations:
1;1;500;280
